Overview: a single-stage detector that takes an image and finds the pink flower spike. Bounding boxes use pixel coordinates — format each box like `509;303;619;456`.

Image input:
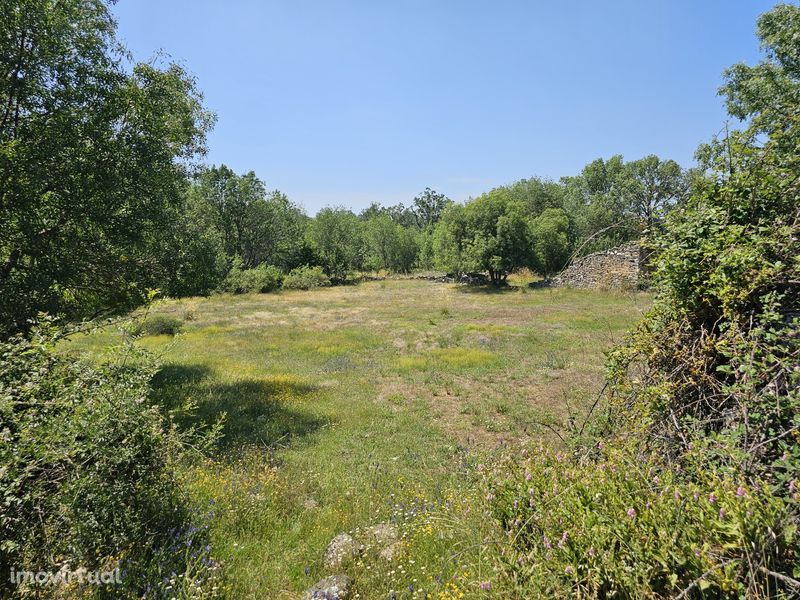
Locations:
564;566;574;575
708;493;717;504
627;508;636;519
719;508;726;519
736;486;745;497
525;470;532;481
479;581;492;591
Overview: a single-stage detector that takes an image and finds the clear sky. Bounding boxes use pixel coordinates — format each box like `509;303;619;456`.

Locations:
112;0;780;214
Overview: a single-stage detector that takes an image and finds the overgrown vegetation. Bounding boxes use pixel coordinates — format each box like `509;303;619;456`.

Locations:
0;324;223;598
488;5;800;597
130;314;185;337
218;261;283;294
1;1;797;598
71;280;646;597
281;265;331;290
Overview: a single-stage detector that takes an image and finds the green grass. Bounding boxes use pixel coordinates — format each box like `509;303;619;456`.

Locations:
70;280;648;598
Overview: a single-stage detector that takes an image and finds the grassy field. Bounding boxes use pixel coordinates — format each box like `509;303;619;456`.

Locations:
70;279;648;598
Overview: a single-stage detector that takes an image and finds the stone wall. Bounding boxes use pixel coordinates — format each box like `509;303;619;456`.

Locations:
551;242;641;290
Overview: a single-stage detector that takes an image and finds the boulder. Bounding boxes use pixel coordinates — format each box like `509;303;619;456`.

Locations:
378;541;404;562
303;575;352;600
361;523;398;548
323;533;362;568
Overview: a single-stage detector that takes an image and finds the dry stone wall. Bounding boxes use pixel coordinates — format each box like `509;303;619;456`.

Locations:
551;243;642;290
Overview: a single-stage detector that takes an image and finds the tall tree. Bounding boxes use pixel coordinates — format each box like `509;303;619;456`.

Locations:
195;165;265;265
307;207;364;280
0;0;212;336
412;188;450;229
530;208;571;277
434;190;533;283
619;155;688;231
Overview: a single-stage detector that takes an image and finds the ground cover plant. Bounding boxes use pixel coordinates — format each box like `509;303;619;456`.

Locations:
2;1;798;598
70;280;648;597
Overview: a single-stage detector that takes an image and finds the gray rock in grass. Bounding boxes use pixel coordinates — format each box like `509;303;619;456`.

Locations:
303;575;352;600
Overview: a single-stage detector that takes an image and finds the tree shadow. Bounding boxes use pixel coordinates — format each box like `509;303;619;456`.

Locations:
456;284;521;295
151;364;326;451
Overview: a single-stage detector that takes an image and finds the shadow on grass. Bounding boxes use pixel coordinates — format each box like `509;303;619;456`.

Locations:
151;364;326;450
456;284;521;295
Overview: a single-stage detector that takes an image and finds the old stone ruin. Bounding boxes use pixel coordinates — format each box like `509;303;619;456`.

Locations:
549;242;645;291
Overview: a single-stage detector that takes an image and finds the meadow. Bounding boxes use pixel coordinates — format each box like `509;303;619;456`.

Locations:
69;279;648;598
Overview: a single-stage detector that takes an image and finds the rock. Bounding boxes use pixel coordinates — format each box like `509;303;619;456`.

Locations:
323;533;362;568
303;575;352;600
551;242;643;291
458;272;490;285
528;279;551;289
378;541;404;562
361;523;398;547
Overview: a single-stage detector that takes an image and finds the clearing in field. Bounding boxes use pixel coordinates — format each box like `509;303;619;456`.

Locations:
72;279;648;597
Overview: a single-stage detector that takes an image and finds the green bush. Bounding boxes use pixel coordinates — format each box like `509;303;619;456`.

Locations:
489;6;800;596
488;446;794;598
129;313;184;336
281;265;331;290
0;324;222;598
219;261;282;294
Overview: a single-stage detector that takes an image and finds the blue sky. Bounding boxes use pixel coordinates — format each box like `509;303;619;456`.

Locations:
113;0;779;214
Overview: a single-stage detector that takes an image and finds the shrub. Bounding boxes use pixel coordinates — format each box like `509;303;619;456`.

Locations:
488;446;794;598
129;313;184;336
0;324;222;598
219;261;282;294
281;265;330;290
489;7;800;596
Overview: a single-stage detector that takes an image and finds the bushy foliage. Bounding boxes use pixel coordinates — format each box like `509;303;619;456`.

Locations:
561;155;689;256
489;446;793;598
129;314;185;337
531;208;571;277
434;190;532;283
161;187;228;297
281;265;331;290
307;207;364;281
489;5;800;596
0;325;222;598
606;146;800;487
219;261;282;294
0;0;212;336
364;214;420;273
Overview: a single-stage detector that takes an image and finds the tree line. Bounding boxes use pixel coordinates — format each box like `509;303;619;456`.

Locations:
108;153;692;306
0;0;693;338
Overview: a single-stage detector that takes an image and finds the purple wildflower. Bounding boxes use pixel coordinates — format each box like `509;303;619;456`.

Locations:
480;581;492;591
564;566;574;575
543;535;552;549
708;493;717;504
627;508;636;519
736;486;746;497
